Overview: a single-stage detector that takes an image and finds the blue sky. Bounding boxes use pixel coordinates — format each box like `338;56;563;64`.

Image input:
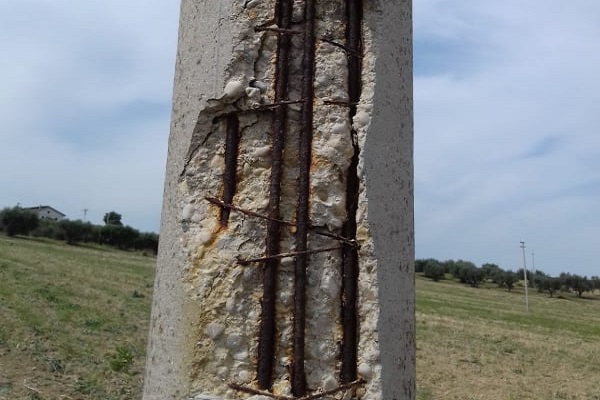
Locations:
1;1;599;277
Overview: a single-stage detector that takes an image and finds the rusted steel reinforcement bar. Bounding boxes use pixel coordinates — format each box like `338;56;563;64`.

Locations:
258;0;294;391
255;26;303;35
205;197;359;247
319;38;363;57
340;0;363;385
220;115;240;226
216;100;306;119
229;379;365;400
237;246;343;266
291;0;316;397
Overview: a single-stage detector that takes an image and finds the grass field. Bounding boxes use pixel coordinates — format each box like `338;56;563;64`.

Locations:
1;234;599;399
0;235;155;400
416;277;600;400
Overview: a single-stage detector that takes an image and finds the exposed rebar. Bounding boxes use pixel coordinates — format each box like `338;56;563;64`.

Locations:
237;246;343;266
257;0;294;391
340;0;363;385
220;115;240;226
291;0;316;396
230;379;364;400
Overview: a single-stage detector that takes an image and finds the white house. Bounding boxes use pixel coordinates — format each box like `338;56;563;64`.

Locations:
24;205;66;221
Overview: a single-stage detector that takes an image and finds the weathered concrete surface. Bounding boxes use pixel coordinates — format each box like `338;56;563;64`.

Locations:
142;2;247;399
364;2;415;398
143;1;414;399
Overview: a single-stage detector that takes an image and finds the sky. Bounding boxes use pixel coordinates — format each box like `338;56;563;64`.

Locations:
1;1;599;277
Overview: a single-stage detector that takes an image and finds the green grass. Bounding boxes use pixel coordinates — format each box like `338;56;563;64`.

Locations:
3;233;600;399
0;235;155;400
418;281;600;337
416;276;600;399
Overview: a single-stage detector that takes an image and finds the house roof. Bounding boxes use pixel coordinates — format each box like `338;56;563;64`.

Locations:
24;205;66;217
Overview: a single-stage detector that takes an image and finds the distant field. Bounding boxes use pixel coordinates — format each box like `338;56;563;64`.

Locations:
0;235;155;400
416;276;600;400
1;235;599;399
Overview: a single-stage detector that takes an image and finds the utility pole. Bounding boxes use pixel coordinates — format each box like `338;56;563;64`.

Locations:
531;250;535;273
82;208;88;222
520;241;529;312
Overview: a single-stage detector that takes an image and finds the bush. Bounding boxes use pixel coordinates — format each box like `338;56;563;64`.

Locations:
0;206;159;256
59;219;96;245
538;277;562;297
447;260;484;287
453;261;484;287
0;207;39;236
31;219;62;239
497;270;519;291
415;259;426;273
133;232;159;254
481;263;503;281
443;260;458;275
100;225;140;250
592;276;600;291
563;274;592;297
423;260;445;281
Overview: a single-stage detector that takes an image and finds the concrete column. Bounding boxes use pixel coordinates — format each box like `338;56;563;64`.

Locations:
143;1;414;399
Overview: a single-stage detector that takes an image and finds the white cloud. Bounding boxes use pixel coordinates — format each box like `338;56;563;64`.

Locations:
414;0;600;276
0;1;179;232
1;1;598;276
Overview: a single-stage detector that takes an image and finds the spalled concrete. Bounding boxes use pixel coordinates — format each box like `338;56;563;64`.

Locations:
143;1;414;399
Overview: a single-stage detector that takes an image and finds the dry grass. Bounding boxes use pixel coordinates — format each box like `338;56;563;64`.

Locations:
0;235;155;400
416;277;600;400
2;234;599;399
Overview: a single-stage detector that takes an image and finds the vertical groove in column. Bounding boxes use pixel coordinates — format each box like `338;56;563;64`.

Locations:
220;115;240;226
340;0;363;385
257;0;294;391
291;0;316;397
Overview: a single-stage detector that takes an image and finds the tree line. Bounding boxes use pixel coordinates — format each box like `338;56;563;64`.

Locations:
0;206;158;254
416;258;600;298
